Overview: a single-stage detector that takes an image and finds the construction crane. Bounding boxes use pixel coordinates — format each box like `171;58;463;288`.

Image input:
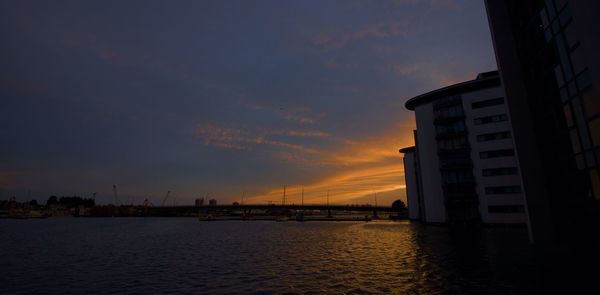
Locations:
112;185;119;206
161;190;171;207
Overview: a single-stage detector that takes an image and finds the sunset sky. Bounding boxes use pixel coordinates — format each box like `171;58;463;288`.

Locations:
0;0;496;205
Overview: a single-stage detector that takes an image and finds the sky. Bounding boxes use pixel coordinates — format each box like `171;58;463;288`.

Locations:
0;0;496;206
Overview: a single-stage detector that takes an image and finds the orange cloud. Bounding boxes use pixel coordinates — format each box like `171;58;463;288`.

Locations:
243;119;416;205
246;164;405;205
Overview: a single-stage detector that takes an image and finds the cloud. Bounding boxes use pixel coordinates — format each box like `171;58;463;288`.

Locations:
266;129;330;138
310;21;411;52
245;164;406;205
193;123;324;156
246;102;323;125
242;118;416;205
393;62;422;76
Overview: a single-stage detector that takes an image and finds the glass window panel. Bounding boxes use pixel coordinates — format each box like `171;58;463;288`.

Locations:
570;129;581;153
589;118;600;147
554;65;565;87
559;5;572;26
546;0;557;19
568;80;577;98
545;28;553;42
552;20;561;35
560;86;569;102
553;0;567;11
556;35;573;80
576;70;592;91
564;103;574;127
575;154;585;170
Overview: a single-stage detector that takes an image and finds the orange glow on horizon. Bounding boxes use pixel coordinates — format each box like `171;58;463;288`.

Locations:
244;119;416;206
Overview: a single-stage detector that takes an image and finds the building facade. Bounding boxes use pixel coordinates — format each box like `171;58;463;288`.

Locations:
401;71;528;225
400;146;421;220
486;0;599;245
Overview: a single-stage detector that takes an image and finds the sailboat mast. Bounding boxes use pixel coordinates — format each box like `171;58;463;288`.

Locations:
282;185;286;206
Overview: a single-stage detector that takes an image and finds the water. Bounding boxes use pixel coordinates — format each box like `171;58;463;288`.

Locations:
0;218;592;294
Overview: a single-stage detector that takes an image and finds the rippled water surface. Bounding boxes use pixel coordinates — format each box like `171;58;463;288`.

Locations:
0;218;584;294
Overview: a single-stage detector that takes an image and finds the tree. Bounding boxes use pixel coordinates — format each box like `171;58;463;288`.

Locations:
392;199;407;212
46;196;58;207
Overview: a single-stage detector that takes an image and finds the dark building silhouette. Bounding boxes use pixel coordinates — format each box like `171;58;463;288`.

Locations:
486;0;600;245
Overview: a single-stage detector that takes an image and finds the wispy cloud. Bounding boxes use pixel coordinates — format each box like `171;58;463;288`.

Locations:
193;123;324;156
266;129;330;138
245;102;323;125
243;118;416;204
245;164;406;205
310;21;411;52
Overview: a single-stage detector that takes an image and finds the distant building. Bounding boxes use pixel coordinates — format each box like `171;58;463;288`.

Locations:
195;198;204;207
486;0;600;244
232;201;240;206
399;146;422;220
208;199;217;206
401;71;527;225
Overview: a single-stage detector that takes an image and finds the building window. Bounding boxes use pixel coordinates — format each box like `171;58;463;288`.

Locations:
569;129;581;153
554;0;568;12
482;167;518;176
558;4;572;26
576;70;592;92
485;186;521;194
564;103;574;127
434;104;464;119
575;153;585;170
480;149;514;159
438;136;469;150
471;97;504;109
442;170;474;184
488;205;525;214
435;121;465;135
554;64;565;87
476;131;511;142
474;114;508;125
560;86;569;102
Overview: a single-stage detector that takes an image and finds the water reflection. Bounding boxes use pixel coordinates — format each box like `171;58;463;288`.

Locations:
0;218;589;294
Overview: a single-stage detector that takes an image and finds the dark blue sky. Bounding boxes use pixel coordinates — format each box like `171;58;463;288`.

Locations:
0;0;495;205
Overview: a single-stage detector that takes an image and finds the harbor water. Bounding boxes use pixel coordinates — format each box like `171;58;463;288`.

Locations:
0;218;593;294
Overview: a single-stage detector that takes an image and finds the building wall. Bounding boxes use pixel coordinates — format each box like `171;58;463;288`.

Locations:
406;74;528;225
414;104;446;223
462;87;528;224
402;151;420;220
